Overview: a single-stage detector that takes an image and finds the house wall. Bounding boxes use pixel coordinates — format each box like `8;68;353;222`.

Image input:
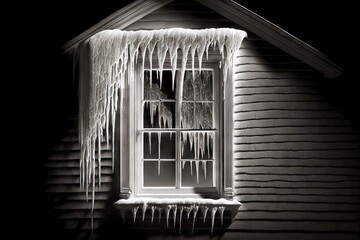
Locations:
126;1;360;239
43;1;359;240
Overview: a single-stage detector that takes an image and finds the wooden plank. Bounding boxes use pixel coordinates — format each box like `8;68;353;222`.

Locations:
234;72;318;80
234;134;360;144
234;174;360;183
235;64;314;72
234;187;360;196
53;141;110;151
234;110;345;120
47;192;111;201
48;150;112;160
234;166;360;176
228;220;360;232
238;47;289;56
46;184;112;193
234;180;360;189
234;126;355;136
235;56;303;65
233;101;336;112
44;175;113;184
234;79;316;88
234;93;326;102
235;150;360;159
46;166;113;176
235;195;360;204
43;159;112;168
240;202;360;212
234;158;360;167
235;211;360;221
234;118;351;129
222;232;360;240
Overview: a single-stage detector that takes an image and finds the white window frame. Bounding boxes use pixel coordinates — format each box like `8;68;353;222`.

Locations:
119;56;235;200
134;63;221;198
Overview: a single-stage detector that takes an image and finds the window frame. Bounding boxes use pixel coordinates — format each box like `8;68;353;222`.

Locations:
134;63;222;198
119;55;235;200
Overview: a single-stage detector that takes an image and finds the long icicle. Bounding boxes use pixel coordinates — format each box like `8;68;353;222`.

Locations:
158;132;161;175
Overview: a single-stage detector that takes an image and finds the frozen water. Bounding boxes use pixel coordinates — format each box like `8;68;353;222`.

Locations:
78;28;247;222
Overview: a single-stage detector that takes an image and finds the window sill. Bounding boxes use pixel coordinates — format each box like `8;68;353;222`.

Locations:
114;197;241;234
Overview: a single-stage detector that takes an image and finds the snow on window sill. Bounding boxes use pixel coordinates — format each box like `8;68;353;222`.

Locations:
114;197;241;234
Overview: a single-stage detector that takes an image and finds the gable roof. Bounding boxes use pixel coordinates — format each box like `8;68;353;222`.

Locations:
63;0;342;78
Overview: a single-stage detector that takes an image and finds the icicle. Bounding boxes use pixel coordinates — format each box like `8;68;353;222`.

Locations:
192;205;199;234
142;203;148;222
202;160;207;180
184;206;193;220
165;205;171;228
147;38;157;86
190;160;193;176
148;132;152;155
210;207;218;235
179;206;184;234
182;160;186;169
133;206;139;223
200;205;209;224
172;205;177;227
218;206;225;225
195;161;199;184
97;129;101;187
157;34;168;89
158;132;161;175
206;132;210;158
158;207;162;223
150;206;155;225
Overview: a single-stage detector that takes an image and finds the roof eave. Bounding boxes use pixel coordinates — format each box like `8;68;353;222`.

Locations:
62;0;174;54
63;0;342;78
196;0;342;78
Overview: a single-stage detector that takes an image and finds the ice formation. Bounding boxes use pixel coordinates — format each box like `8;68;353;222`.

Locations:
77;28;247;223
115;197;241;234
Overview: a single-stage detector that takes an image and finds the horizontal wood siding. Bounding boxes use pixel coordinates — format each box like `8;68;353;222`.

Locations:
43;118;115;239
231;36;360;240
125;2;360;238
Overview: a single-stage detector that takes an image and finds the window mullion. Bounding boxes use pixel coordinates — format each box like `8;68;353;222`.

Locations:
175;72;181;189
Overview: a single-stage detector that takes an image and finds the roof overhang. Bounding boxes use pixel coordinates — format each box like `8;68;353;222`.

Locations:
63;0;342;78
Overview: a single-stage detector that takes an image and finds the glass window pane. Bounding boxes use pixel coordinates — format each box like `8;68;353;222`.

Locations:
181;132;214;160
181;160;213;187
183;71;195;100
181;132;195;159
181;102;194;129
195;70;213;101
160;132;176;159
195;103;213;129
143;132;158;159
144;70;176;100
144;161;175;187
143;102;175;128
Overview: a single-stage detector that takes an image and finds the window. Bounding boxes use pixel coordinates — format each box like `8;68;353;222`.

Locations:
134;64;222;198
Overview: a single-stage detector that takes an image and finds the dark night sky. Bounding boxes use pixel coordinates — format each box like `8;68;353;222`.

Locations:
8;1;358;237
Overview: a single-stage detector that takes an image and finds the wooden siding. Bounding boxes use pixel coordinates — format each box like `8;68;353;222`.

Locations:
229;35;360;240
42;118;117;240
